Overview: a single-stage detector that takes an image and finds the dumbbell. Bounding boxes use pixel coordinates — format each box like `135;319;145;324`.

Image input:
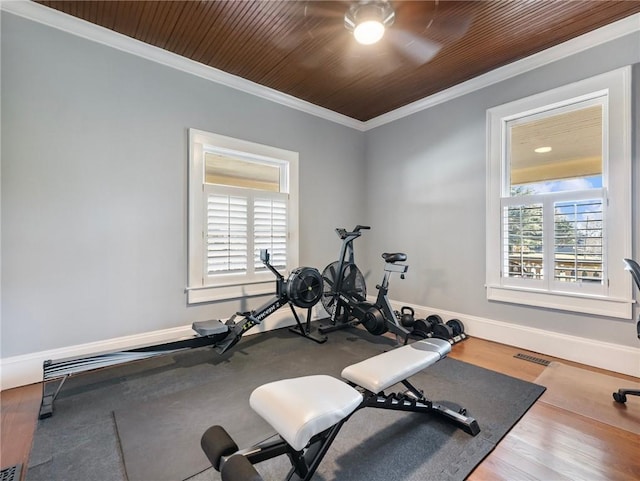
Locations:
446;318;467;343
410;314;440;339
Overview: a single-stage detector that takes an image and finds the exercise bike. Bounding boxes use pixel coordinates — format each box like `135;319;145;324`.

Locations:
319;225;411;342
39;250;325;419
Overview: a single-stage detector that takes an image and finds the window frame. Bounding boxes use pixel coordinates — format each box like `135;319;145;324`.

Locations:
486;67;633;319
187;129;299;304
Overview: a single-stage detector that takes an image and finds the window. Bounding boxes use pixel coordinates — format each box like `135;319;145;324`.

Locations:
486;67;632;318
188;129;299;304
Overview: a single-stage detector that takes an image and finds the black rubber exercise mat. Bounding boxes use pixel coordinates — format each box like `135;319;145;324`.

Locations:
26;326;545;481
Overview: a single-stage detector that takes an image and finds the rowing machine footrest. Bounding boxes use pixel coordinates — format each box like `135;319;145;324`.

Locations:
201;425;239;471
221;455;264;481
192;319;229;337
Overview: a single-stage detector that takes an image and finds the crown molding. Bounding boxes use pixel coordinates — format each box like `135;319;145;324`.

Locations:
2;1;639;132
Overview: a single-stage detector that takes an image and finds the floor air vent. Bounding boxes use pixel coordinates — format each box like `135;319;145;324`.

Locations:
514;353;551;366
0;465;22;481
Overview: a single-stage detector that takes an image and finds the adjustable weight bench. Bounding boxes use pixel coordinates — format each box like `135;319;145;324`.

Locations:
201;338;479;481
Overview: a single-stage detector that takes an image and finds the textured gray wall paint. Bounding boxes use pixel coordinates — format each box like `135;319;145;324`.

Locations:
364;32;640;347
1;14;366;356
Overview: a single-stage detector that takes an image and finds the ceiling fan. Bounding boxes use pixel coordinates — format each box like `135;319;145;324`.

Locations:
294;0;473;74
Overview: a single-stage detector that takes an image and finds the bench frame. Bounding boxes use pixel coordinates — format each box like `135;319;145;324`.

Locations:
202;371;479;481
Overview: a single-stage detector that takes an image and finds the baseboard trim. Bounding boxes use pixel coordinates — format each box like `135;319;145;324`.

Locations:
390;300;640;377
0;307;313;391
3;302;636;390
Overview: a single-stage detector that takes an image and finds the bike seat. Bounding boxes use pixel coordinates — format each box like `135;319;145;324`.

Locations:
382;252;407;263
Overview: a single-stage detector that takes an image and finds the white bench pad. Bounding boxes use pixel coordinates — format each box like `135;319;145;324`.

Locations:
341;338;451;394
250;375;362;451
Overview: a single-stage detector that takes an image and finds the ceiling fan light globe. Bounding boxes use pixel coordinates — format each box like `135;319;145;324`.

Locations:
354;20;385;45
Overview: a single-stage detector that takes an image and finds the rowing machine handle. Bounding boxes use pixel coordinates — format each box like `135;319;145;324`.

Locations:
354;225;371;231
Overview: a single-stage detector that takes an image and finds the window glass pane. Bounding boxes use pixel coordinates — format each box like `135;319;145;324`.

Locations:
503;204;543;279
554;199;603;283
205;152;281;192
509;105;602;196
206;194;248;274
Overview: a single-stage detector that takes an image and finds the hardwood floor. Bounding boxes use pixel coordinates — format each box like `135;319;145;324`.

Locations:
1;337;639;480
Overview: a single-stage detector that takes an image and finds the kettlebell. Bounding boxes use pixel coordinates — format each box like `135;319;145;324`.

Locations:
400;306;415;327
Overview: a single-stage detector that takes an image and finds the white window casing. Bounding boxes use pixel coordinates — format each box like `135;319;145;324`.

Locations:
187;129;299;304
486;67;633;319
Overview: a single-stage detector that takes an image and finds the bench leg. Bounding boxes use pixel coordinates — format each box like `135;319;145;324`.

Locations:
361;380;480;436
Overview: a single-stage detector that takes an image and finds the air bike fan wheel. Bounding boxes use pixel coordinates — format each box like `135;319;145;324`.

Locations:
321;261;367;318
286;267;324;309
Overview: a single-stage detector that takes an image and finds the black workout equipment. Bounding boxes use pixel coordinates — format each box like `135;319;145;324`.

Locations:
399;306;416;327
201;339;479;481
38;250;325;419
432;322;454;341
410;314;468;345
319;225;411;342
446;318;467;343
410;318;434;339
613;258;640;404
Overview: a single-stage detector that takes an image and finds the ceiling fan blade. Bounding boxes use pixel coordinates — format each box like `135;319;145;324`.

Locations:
386;29;442;65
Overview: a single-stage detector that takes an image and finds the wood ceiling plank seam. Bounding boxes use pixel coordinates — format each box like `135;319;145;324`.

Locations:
164;0;202;54
215;0;288;78
179;1;228;59
110;1;131;38
258;56;352;97
145;1;182;49
192;1;250;65
538;7;640;45
156;1;196;53
233;1;311;81
104;0;124;32
134;1;160;44
187;2;230;62
63;0;77;19
87;0;99;25
143;1;172;45
134;0;159;43
156;1;190;51
255;33;341;87
95;0;106;32
119;1;148;40
199;1;265;71
244;30;310;84
172;1;218;57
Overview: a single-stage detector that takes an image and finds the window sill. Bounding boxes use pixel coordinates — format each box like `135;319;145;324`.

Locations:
486;284;633;319
187;281;274;304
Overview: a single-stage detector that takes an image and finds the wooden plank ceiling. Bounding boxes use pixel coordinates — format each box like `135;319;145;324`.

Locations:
36;1;640;122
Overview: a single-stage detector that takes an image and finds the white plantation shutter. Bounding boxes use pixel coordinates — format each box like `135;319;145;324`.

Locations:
254;196;288;269
202;186;289;280
205;189;248;275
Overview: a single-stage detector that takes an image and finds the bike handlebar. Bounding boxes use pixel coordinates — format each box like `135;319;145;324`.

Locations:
336;225;371;239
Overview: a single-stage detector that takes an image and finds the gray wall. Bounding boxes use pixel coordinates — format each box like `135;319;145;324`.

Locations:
1;13;366;357
363;32;640;347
